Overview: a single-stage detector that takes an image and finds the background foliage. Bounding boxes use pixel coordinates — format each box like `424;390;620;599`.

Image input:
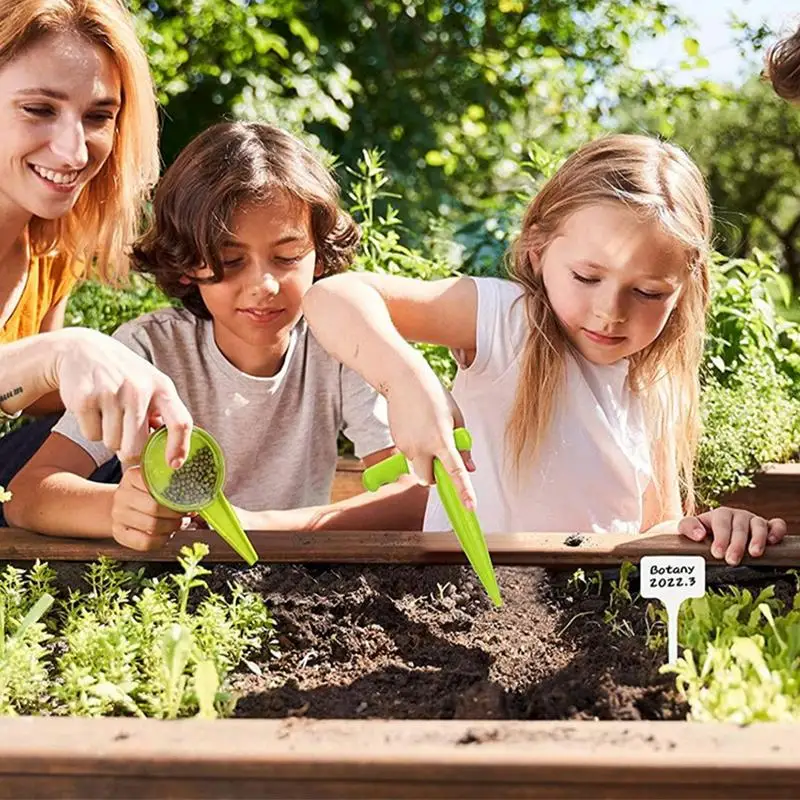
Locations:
8;1;800;503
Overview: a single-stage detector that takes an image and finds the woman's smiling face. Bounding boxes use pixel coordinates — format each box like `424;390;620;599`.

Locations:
0;29;121;222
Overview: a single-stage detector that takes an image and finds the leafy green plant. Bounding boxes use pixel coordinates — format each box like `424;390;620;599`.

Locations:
65;273;173;337
695;250;800;505
660;585;800;723
695;360;800;506
0;562;56;715
602;562;638;637
593;566;800;723
705;250;800;389
0;544;277;718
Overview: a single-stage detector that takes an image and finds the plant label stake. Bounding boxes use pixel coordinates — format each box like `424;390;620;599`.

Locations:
362;427;502;607
640;555;706;665
142;426;258;566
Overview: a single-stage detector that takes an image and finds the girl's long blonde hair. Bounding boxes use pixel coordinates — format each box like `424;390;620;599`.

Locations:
507;134;712;516
0;0;160;283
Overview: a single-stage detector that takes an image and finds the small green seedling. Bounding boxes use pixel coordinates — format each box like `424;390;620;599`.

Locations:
142;427;258;566
362;428;502;607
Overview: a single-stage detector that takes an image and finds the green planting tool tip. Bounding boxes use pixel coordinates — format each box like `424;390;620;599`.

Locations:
142;426;258;566
362;427;502;607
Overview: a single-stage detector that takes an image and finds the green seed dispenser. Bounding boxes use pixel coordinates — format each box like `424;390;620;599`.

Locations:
362;427;502;607
142;426;258;566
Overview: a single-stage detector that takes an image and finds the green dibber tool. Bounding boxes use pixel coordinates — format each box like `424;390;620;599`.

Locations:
142;426;258;566
362;428;502;607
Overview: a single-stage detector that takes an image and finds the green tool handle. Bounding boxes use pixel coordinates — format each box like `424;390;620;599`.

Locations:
362;428;473;492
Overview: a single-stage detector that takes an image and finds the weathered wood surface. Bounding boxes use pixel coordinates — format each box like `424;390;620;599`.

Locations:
0;718;797;799
331;456;367;503
2;525;800;565
722;463;800;530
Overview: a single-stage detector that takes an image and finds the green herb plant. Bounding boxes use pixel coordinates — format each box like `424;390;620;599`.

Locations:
0;544;278;718
585;563;800;723
602;562;637;638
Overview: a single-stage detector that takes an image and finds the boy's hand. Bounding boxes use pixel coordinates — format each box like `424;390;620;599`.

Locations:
678;507;787;566
110;466;186;551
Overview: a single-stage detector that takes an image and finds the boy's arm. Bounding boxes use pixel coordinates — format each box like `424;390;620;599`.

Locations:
4;433;116;538
302;273;478;504
235;447;430;532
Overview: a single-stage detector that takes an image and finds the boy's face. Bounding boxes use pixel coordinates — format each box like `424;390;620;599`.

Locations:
192;195;320;376
536;203;688;365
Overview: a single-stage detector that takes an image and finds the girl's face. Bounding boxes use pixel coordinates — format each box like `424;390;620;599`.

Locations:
0;30;121;225
193;195;320;376
536;202;689;365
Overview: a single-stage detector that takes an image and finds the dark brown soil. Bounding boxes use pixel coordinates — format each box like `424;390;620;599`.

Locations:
25;559;794;723
205;563;693;722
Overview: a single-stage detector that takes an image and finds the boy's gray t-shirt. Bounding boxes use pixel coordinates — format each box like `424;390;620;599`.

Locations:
53;308;394;510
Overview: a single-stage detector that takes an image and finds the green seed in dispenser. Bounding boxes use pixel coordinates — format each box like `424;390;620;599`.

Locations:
142;427;258;566
163;446;217;506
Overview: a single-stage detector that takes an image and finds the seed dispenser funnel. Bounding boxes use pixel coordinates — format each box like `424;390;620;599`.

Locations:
362;427;502;606
142;426;258;566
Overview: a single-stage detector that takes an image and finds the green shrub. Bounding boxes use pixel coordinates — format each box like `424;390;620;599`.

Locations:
695;360;800;507
696;251;800;504
348;149;458;386
705;250;800;390
65;273;173;336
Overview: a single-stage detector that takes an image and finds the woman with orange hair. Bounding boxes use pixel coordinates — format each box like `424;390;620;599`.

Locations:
0;0;192;496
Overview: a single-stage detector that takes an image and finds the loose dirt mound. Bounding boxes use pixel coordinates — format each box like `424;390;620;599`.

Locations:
206;563;685;721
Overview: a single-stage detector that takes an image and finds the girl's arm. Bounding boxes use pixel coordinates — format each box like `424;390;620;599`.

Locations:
302;273;478;507
641;449;787;566
0;328;192;466
234;446;430;532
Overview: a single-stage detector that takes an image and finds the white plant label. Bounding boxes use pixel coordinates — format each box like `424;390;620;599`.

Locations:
639;556;706;665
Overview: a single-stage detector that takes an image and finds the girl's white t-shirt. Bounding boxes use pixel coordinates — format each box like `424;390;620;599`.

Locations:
423;277;653;535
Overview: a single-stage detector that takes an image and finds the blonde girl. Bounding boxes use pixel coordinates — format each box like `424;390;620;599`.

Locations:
0;0;191;472
303;134;787;566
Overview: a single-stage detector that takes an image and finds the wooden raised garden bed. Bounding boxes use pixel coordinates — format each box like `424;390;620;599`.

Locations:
2;458;800;798
1;717;799;799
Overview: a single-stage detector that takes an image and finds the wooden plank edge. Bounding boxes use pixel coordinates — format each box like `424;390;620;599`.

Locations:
0;718;797;783
2;527;800;566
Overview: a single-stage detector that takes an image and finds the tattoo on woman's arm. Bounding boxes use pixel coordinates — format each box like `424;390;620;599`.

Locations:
0;386;23;404
378;382;389;397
